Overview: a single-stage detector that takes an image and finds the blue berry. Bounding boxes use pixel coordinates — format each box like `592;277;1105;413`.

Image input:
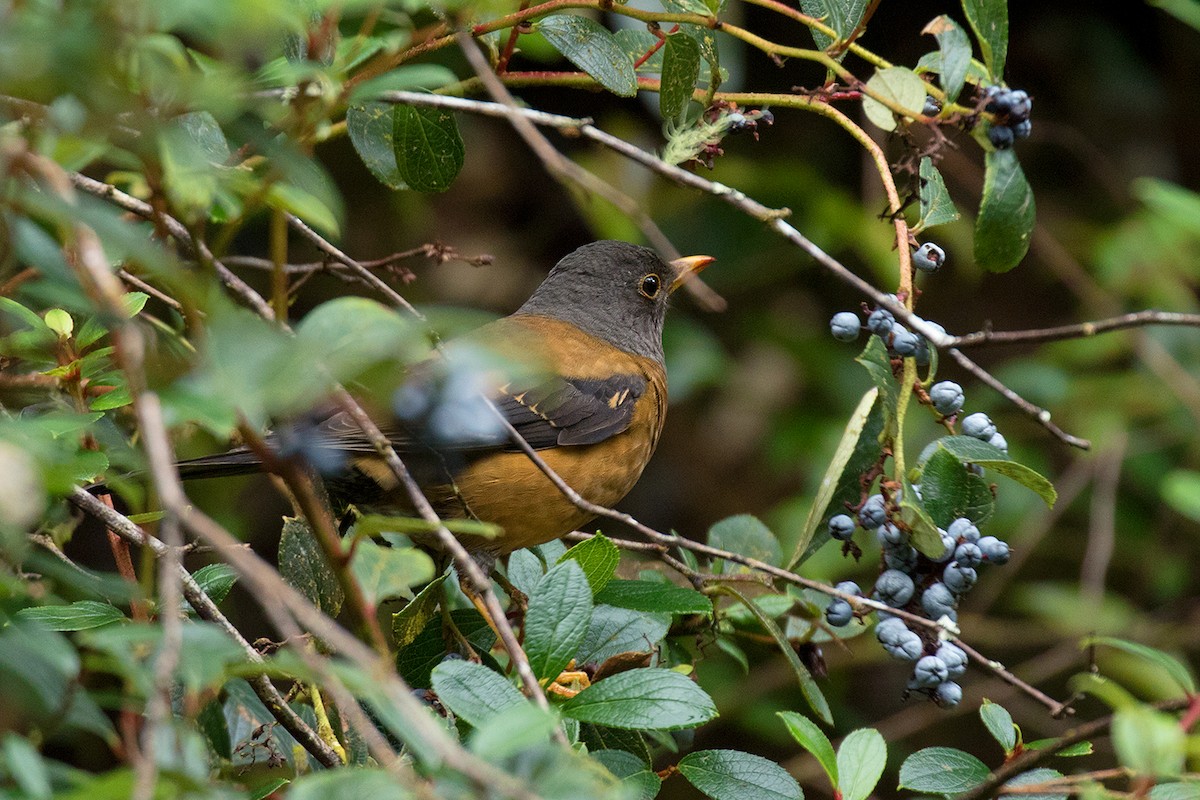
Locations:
828;514;856;541
1008;90;1031;121
826;598;854;627
1013;119;1032;139
883;544;919;572
912;655;949;688
978;536;1011;565
913;243;946;273
875;569;915;607
987;432;1008;453
877;522;906;546
988;124;1015;149
835;580;862;597
935;680;963;707
953;541;983;568
929;381;965;415
923;95;941;117
936;643;968;678
891;329;920;356
885;629;924;661
921;582;957;618
984;86;1012;114
875;617;908;645
830;311;861;342
756;109;775;125
961;412;997;441
931;529;956;563
943;561;978;594
867;308;895;335
858;494;888;529
726;112;749;133
948;517;980;543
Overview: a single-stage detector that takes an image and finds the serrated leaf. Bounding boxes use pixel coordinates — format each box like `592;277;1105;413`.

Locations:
918;447;995;527
917;157;961;232
793;388;879;566
975;148;1036;273
720;586;831;724
538;15;637;97
16;601;125;631
980;700;1018;753
525;560;593;681
708;514;781;567
391;572;448;648
347;103;406;190
561;668;717;730
922;15;971;101
592;749;662;800
936;436;1056;506
278;517;343;616
961;0;1008;78
350;539;435;605
559;534;620;595
1024;738;1093;756
576;605;670;665
837;729;887;800
1112;705;1185;777
507;548;546;596
1083;636;1196;695
660;32;700;119
800;0;870;52
898;747;990;793
778;711;837;785
677;749;803;800
862;67;927;132
397;608;495;688
594;580;712;616
431;659;525;728
393;105;464;193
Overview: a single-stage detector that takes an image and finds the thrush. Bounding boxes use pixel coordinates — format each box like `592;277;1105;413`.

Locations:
177;241;713;558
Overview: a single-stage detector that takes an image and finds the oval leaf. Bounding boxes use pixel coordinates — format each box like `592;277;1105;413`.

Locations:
559;534;621;595
594;580;713;616
350;539;435;605
525;559;594;681
961;0;1008;79
660;32;701;120
778;711;837;785
278;517;343;616
980;700;1018;754
708;514;781;567
836;728;887;800
538;15;638;97
975;148;1036;273
16;601;125;631
800;0;870;53
898;747;990;793
1084;636;1196;695
862;67;927;132
393;105;465;193
678;749;803;800
431;659;525;728
575;605;671;665
917;156;961;232
347;102;406;190
561;667;717;730
922;15;972;101
935;436;1055;506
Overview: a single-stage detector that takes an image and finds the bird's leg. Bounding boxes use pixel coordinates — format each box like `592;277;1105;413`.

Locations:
491;567;528;619
456;550;510;645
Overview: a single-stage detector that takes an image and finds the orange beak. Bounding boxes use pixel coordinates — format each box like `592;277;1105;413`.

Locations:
668;254;716;293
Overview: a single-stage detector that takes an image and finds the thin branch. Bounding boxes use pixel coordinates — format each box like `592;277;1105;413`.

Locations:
949;310;1200;348
1081;434;1126;602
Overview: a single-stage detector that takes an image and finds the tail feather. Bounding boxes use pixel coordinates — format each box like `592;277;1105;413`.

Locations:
175;448;264;480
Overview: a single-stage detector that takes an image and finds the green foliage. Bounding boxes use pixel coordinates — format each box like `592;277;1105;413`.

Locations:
677;749;804;800
538;15;638;97
898;747;990;793
975;148;1036;273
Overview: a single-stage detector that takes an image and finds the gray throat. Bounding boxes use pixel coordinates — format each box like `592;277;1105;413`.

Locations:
515;293;665;363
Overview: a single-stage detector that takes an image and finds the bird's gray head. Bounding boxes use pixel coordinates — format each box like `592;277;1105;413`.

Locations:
515;241;712;363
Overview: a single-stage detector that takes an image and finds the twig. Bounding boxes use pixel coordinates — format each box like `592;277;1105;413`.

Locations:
949;310;1200;348
118;269;184;312
1080;434;1126;602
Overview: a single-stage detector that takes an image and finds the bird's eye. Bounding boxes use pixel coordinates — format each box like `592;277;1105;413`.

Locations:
638;273;661;299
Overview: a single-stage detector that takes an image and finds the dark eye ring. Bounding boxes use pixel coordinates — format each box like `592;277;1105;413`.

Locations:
639;273;661;299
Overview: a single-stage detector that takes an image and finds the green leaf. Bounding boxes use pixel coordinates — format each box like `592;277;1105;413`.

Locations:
391;573;449;649
288;768;413;800
347;64;458;104
431;659;525;728
2;734;51;800
935;436;1056;506
16;601;125;631
1162;470;1200;523
347;103;407;190
899;747;990;793
189;563;238;607
296;297;419;380
917;157;961;232
677;749;803;800
708;514;781;567
793;388;879;566
862;66;927;132
980;699;1018;753
278;517;344;616
836;729;886;800
562;667;718;730
350;539;435;605
594;579;712;615
392;105;465;193
659;32;701;120
778;712;837;786
469;702;559;759
397;608;495;688
720;586;832;724
592;749;662;800
1112;705;1185;777
917;447;995;527
1003;769;1067;800
525;559;594;681
1149;782;1200;800
265;182;341;237
975;148;1036;273
800;0;870;52
576;605;671;665
1084;636;1196;695
961;0;1008;78
559;534;621;594
899;484;946;559
44;308;73;339
538;15;638;97
855;336;897;423
507;548;547;596
922;15;972;101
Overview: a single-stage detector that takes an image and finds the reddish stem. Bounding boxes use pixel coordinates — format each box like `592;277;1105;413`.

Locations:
633;24;678;69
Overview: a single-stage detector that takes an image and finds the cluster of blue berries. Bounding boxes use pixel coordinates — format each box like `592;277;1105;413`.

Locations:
982;86;1032;150
829;300;946;366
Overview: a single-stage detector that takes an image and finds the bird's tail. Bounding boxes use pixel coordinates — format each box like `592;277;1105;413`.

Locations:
174;448;264;480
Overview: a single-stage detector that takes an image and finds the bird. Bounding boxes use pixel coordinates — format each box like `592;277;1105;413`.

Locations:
177;240;714;561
